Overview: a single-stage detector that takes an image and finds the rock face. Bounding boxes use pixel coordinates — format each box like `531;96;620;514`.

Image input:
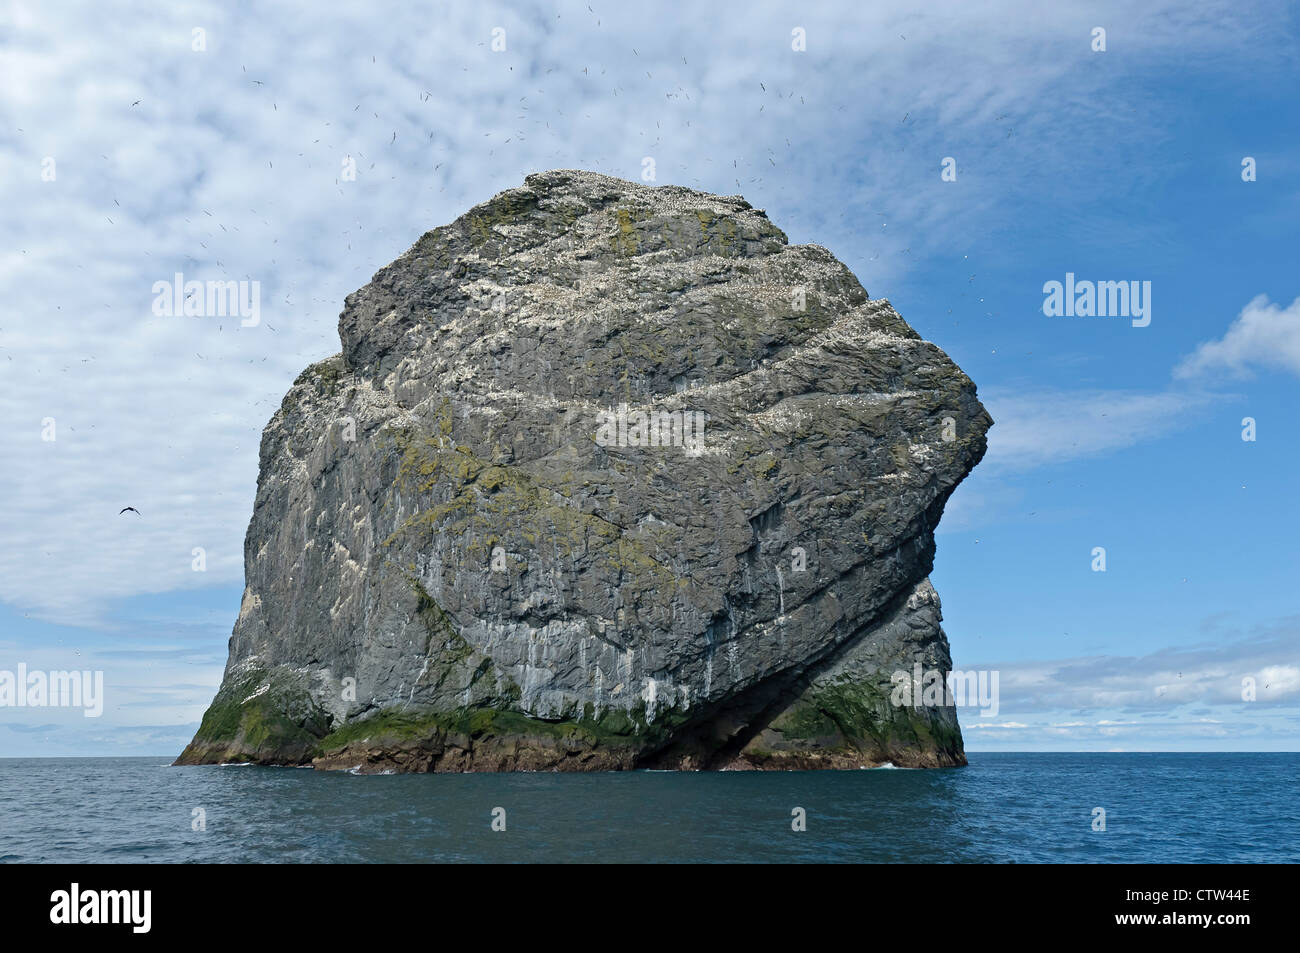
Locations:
175;170;991;773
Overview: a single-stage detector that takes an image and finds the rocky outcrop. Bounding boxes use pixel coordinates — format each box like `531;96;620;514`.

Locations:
175;169;991;773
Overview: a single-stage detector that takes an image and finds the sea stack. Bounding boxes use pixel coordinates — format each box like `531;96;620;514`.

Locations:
175;170;992;773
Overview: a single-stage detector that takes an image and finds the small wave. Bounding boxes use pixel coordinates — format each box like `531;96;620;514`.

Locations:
103;843;165;855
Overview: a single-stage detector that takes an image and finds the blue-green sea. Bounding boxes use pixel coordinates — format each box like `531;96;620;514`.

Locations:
1;753;1294;863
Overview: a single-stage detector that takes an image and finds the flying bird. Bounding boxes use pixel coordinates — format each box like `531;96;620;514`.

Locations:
119;506;141;516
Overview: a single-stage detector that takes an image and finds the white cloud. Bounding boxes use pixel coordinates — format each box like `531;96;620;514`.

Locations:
1175;294;1300;379
956;627;1300;751
956;621;1300;716
978;388;1217;472
0;0;1284;625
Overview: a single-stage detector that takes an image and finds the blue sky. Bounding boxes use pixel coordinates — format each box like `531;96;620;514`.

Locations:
2;0;1298;756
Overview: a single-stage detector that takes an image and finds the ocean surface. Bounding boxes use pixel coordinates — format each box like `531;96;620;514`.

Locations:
0;753;1294;863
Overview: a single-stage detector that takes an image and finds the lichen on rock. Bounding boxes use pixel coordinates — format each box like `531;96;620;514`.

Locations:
174;169;991;773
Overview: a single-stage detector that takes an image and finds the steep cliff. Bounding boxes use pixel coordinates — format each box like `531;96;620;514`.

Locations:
176;170;991;772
